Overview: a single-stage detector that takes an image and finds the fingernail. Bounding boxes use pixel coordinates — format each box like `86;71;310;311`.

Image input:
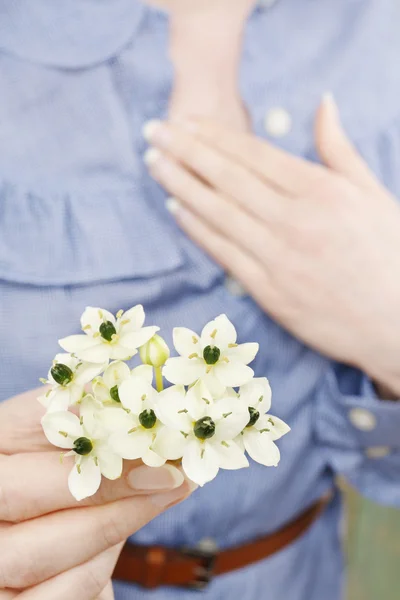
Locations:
128;464;185;491
166;197;180;215
322;92;339;120
151;479;198;508
144;148;162;166
142;119;163;142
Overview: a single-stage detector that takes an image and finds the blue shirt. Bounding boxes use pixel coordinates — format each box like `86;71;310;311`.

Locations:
0;1;400;599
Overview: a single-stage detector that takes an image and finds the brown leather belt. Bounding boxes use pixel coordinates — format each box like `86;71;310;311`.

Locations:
113;494;330;590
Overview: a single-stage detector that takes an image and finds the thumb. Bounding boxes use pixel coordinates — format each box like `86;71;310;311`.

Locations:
315;93;380;191
0;386;50;454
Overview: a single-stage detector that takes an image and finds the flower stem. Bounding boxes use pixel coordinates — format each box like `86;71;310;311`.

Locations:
154;366;164;392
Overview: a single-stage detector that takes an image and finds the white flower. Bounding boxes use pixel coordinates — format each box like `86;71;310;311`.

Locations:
154;380;249;486
106;370;166;468
139;334;170;368
38;353;106;413
93;362;154;407
41;396;122;501
236;378;291;467
59;305;159;364
163;315;259;397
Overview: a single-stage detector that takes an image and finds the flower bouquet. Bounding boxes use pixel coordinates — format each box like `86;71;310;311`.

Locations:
39;305;290;501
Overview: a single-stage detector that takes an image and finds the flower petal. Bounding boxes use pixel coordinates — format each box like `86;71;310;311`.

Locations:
96;447;123;480
44;387;73;413
58;334;99;354
210;397;249;440
92;379;111;403
118;326;160;352
102;361;131;389
215;361;254;388
163;357;205;386
201;369;227;399
142;448;166;467
185;379;213;421
99;406;135;432
173;327;201;357
239;378;272;414
118;305;145;332
210;439;249;470
73;362;104;386
182;439;219;486
131;364;153;384
152;426;188;460
255;414;291;441
225;342;259;365
41;411;81;448
243;430;281;467
201;314;237;351
155;387;192;431
109;429;152;460
59;335;110;364
118;378;150;415
68;457;102;501
81;306;115;335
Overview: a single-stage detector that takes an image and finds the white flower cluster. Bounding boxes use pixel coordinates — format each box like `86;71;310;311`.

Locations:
39;306;290;501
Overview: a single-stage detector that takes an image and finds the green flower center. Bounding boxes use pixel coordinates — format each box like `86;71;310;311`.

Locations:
110;385;120;403
194;416;216;440
203;345;220;365
139;409;157;429
246;407;260;427
51;363;74;386
99;321;117;342
73;437;93;456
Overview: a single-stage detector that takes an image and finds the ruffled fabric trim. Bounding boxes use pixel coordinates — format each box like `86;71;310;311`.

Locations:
0;180;184;285
0;0;147;69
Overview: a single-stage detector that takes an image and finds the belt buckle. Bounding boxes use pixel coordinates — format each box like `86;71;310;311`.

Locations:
182;539;218;590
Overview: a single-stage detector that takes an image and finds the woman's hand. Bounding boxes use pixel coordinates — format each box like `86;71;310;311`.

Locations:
143;95;400;394
0;389;194;599
147;0;255;131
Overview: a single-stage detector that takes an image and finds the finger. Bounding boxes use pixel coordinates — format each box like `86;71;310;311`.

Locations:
0;387;50;454
0;452;185;522
167;118;325;196
169;202;277;312
0;591;18;599
146;151;282;262
144;121;287;219
16;544;123;600
0;481;193;589
315;93;382;192
96;580;115;600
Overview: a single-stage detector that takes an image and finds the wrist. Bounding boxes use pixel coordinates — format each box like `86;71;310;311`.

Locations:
169;12;245;113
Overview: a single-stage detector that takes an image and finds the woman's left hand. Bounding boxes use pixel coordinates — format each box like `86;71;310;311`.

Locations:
143;95;400;393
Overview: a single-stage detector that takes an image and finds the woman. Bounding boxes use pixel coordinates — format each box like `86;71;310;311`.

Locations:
0;0;399;598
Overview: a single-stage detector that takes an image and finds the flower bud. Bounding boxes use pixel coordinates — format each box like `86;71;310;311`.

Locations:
139;334;170;368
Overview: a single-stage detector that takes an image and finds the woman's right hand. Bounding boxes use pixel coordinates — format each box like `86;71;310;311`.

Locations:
0;388;194;599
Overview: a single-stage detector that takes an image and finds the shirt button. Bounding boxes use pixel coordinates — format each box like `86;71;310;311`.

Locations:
264;107;292;138
365;446;391;459
224;275;247;298
348;408;377;432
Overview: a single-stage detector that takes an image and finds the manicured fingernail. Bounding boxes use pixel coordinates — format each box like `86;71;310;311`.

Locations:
128;464;184;491
151;480;198;508
142;119;163;142
166;197;180;215
144;148;162;166
322;92;339;120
